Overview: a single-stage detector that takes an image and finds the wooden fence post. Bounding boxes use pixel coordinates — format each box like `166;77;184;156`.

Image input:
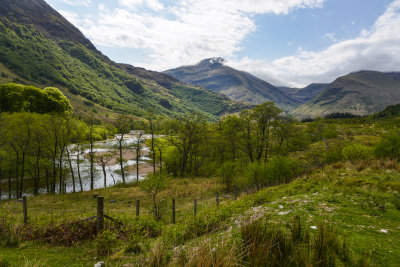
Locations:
97;196;104;233
136;200;140;217
234;186;237;200
194;199;197;216
216;192;219;207
172;199;176;224
22;196;28;224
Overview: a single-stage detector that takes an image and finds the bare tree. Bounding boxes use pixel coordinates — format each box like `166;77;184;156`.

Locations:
94;152;115;188
113;115;131;184
134;130;145;182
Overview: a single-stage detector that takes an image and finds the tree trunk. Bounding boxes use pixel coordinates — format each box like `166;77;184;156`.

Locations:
20;152;26;198
151;131;156;174
90;137;94;190
33;147;41;196
119;138;125;184
45;168;50;194
66;148;76;193
102;164;107;188
136;147;140;182
52;141;57;194
14;151;19;198
159;149;163;172
77;153;83;192
59;147;64;194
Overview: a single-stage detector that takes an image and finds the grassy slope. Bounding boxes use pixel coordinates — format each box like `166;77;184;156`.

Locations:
292;71;400;118
1;162;400;266
0;17;244;120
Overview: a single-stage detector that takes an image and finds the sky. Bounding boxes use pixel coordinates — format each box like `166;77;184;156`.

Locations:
46;0;400;87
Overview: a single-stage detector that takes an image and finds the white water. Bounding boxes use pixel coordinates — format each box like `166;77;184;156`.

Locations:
0;133;155;199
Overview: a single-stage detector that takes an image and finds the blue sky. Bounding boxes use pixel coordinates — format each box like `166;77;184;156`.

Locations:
46;0;400;87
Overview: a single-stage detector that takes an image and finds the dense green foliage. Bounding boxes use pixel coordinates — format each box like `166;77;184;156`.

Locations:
374;102;400;118
0;83;71;113
0;18;244;119
1;101;400;265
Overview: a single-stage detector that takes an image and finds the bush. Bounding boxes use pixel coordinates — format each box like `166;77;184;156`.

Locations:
220;161;236;190
343;144;373;162
245;162;267;187
94;230;119;256
324;146;343;164
374;134;400;160
164;146;180;176
323;124;339;139
0;218;19;248
268;157;301;184
394;193;400;210
0;258;9;267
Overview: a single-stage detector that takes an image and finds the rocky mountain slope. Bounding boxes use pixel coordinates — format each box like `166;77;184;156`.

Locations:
0;0;246;119
292;71;400;117
164;57;298;110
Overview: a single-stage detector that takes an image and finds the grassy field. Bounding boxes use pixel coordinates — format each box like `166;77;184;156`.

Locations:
1;159;400;266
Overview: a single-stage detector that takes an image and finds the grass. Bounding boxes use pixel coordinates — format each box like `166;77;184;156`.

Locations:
1;161;400;266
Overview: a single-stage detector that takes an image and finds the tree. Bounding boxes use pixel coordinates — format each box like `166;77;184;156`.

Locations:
146;109;157;174
140;172;169;220
94;152;115;188
113;115;131;184
251;102;281;163
273;116;296;155
168;113;203;176
134;130;145;182
5;113;33;197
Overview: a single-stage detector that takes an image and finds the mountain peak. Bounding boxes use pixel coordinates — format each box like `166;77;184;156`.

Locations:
194;57;226;71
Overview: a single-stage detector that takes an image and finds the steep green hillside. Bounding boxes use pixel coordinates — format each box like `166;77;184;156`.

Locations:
164;57;297;110
0;0;245;119
292;71;400;118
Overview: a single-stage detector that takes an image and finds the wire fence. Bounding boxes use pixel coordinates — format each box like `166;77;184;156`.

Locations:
0;184;268;231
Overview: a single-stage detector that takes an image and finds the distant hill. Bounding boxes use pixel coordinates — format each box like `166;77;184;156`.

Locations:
280;83;328;103
164;57;298;111
0;0;246;119
291;71;400;118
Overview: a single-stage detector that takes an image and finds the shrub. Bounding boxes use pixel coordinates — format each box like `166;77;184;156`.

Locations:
323;124;339;139
0;258;9;267
394;193;400;210
324;146;343;164
220;161;236;190
164;146;180;176
374;134;400;160
245;162;267;187
94;230;119;256
268;157;302;185
343;144;373;162
0;218;19;248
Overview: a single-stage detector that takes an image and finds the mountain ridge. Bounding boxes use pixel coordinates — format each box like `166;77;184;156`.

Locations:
292;70;400;117
0;0;246;119
164;58;299;111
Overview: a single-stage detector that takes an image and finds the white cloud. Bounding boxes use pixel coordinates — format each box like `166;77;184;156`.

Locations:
68;0;325;70
230;0;400;87
119;0;164;12
324;32;337;42
58;0;400;88
59;10;81;26
61;0;91;7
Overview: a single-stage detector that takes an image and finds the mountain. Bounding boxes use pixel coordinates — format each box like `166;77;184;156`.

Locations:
164;57;298;110
0;0;246;119
292;71;400;118
280;83;328;103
